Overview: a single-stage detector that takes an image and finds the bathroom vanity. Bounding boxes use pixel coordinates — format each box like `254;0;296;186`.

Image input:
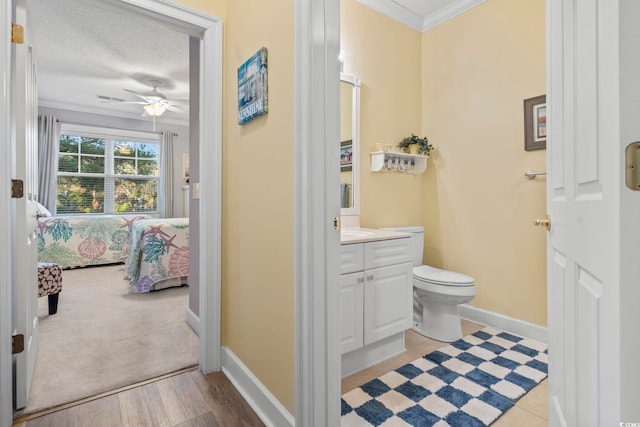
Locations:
337;76;413;376
339;228;413;377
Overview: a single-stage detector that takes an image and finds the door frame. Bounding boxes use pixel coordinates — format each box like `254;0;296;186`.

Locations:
294;0;341;425
1;0;14;423
0;1;222;423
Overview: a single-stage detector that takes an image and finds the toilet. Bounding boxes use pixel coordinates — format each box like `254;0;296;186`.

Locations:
382;226;476;342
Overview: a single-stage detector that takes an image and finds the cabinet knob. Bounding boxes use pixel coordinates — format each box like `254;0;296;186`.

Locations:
367;274;374;281
357;277;365;283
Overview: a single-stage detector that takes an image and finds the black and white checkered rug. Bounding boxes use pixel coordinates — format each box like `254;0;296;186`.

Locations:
341;327;548;426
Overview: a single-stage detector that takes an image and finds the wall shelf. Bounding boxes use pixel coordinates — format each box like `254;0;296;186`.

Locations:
370;151;428;174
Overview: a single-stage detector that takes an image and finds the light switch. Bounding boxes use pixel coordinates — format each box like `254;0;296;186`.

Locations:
192;183;200;199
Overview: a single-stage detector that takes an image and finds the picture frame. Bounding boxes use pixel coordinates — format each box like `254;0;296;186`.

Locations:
238;47;268;124
340;140;353;172
524;95;547;151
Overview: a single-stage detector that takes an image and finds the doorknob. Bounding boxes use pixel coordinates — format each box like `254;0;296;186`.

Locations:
534;214;551;231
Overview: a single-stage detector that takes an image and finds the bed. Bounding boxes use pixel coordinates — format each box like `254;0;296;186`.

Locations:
123;217;190;293
37;214;152;269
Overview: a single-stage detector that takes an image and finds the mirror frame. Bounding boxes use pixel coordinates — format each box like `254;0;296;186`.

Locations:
340;73;361;217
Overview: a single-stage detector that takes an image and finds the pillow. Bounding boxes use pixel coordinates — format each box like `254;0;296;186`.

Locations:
36;202;52;218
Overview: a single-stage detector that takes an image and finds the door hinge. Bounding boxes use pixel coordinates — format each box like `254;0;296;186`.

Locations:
11;179;24;198
12;334;24;355
625;141;640;190
333;216;341;231
11;24;24;44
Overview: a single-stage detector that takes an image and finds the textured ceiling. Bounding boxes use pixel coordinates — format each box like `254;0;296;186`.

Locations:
27;0;190;125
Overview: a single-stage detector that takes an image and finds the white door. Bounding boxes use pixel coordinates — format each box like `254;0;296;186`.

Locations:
546;0;640;424
11;0;39;410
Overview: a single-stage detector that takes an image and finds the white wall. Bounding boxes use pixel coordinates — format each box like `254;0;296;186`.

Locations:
38;106;190;217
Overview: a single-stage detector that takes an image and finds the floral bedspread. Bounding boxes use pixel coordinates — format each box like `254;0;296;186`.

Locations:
37;214;152;269
124;218;189;293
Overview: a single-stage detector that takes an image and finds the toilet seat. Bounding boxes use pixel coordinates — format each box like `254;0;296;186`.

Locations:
413;265;475;287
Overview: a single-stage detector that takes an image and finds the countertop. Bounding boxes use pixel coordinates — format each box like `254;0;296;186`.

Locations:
340;227;410;244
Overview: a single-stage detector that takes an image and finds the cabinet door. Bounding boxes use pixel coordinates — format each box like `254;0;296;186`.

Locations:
364;262;413;345
340;272;364;354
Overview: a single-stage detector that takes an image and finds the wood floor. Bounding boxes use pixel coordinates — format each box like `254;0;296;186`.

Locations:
13;368;265;427
14;321;547;426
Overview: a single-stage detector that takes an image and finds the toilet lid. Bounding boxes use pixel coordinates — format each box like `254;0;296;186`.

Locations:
413;265;475;286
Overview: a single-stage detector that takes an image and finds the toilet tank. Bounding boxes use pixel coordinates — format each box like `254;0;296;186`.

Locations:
379;226;424;267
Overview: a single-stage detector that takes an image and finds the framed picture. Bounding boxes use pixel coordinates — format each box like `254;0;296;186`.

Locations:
524;95;547;151
340;140;353;171
238;47;268;124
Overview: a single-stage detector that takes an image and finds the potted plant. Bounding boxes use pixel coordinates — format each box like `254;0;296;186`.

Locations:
398;134;433;156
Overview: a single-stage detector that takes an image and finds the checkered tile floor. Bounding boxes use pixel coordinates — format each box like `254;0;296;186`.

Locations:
341;327;548;426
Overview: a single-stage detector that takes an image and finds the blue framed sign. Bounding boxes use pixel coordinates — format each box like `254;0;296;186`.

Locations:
238;47;268;124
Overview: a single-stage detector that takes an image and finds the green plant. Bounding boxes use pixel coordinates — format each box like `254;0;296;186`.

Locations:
398;134;434;155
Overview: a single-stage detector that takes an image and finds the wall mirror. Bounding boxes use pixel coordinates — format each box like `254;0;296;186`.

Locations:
340;73;360;216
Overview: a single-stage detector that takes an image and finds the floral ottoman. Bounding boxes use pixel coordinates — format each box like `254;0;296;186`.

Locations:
37;262;62;315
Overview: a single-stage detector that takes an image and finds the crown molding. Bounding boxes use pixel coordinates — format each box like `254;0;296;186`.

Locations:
38;99;189;127
358;0;485;33
357;0;424;32
422;0;486;32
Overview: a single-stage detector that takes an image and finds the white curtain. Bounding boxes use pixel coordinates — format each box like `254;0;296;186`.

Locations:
37;115;60;214
159;131;174;218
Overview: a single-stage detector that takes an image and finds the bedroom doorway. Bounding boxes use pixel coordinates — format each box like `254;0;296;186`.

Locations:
6;0;222;417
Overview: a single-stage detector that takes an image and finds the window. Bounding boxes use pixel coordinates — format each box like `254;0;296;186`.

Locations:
57;125;160;215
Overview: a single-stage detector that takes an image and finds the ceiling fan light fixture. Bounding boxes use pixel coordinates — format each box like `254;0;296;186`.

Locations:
144;103;166;117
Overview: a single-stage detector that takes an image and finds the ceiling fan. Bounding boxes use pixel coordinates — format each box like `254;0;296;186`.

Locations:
98;79;186;118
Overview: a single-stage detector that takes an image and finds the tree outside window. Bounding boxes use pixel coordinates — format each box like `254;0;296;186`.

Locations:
56;128;160;215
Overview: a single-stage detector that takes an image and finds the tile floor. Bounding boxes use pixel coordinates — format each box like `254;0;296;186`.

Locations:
341;320;548;426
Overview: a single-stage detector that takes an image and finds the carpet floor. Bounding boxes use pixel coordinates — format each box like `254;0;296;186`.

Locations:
341;327;548;426
23;264;198;415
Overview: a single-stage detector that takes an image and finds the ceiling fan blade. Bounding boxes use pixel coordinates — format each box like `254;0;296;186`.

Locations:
123;88;150;101
110;84;189;118
123;88;143;95
100;100;147;104
97;95;126;102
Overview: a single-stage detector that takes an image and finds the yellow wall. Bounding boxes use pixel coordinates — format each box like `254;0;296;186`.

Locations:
421;0;547;325
222;0;295;412
175;0;295;413
174;0;225;16
176;0;546;418
341;0;424;227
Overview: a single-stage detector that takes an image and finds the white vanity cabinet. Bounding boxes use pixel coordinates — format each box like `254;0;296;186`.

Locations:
339;238;413;355
340;271;364;354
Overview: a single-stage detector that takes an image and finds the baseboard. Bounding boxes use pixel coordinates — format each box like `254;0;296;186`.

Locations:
186;308;200;336
459;304;548;343
221;346;294;427
341;332;406;378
